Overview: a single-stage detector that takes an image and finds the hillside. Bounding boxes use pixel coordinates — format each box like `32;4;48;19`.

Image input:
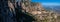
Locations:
18;0;57;22
0;0;58;22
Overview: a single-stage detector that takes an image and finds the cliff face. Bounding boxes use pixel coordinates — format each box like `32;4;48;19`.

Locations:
0;0;57;22
19;0;57;22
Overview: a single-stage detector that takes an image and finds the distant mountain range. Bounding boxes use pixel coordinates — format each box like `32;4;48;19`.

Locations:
43;5;60;14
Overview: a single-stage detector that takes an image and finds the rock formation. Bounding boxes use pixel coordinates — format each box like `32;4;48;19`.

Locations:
0;0;16;22
18;0;57;22
0;0;57;22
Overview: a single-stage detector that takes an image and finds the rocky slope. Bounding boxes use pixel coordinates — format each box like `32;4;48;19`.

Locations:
0;0;58;22
18;0;57;22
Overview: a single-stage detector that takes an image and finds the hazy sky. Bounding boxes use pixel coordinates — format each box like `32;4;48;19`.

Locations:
31;0;60;6
31;0;60;3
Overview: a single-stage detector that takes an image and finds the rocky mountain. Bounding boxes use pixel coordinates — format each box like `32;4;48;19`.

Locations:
0;0;58;22
18;0;57;22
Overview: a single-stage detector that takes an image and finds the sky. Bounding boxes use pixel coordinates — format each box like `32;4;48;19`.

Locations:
31;0;60;6
31;0;60;3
